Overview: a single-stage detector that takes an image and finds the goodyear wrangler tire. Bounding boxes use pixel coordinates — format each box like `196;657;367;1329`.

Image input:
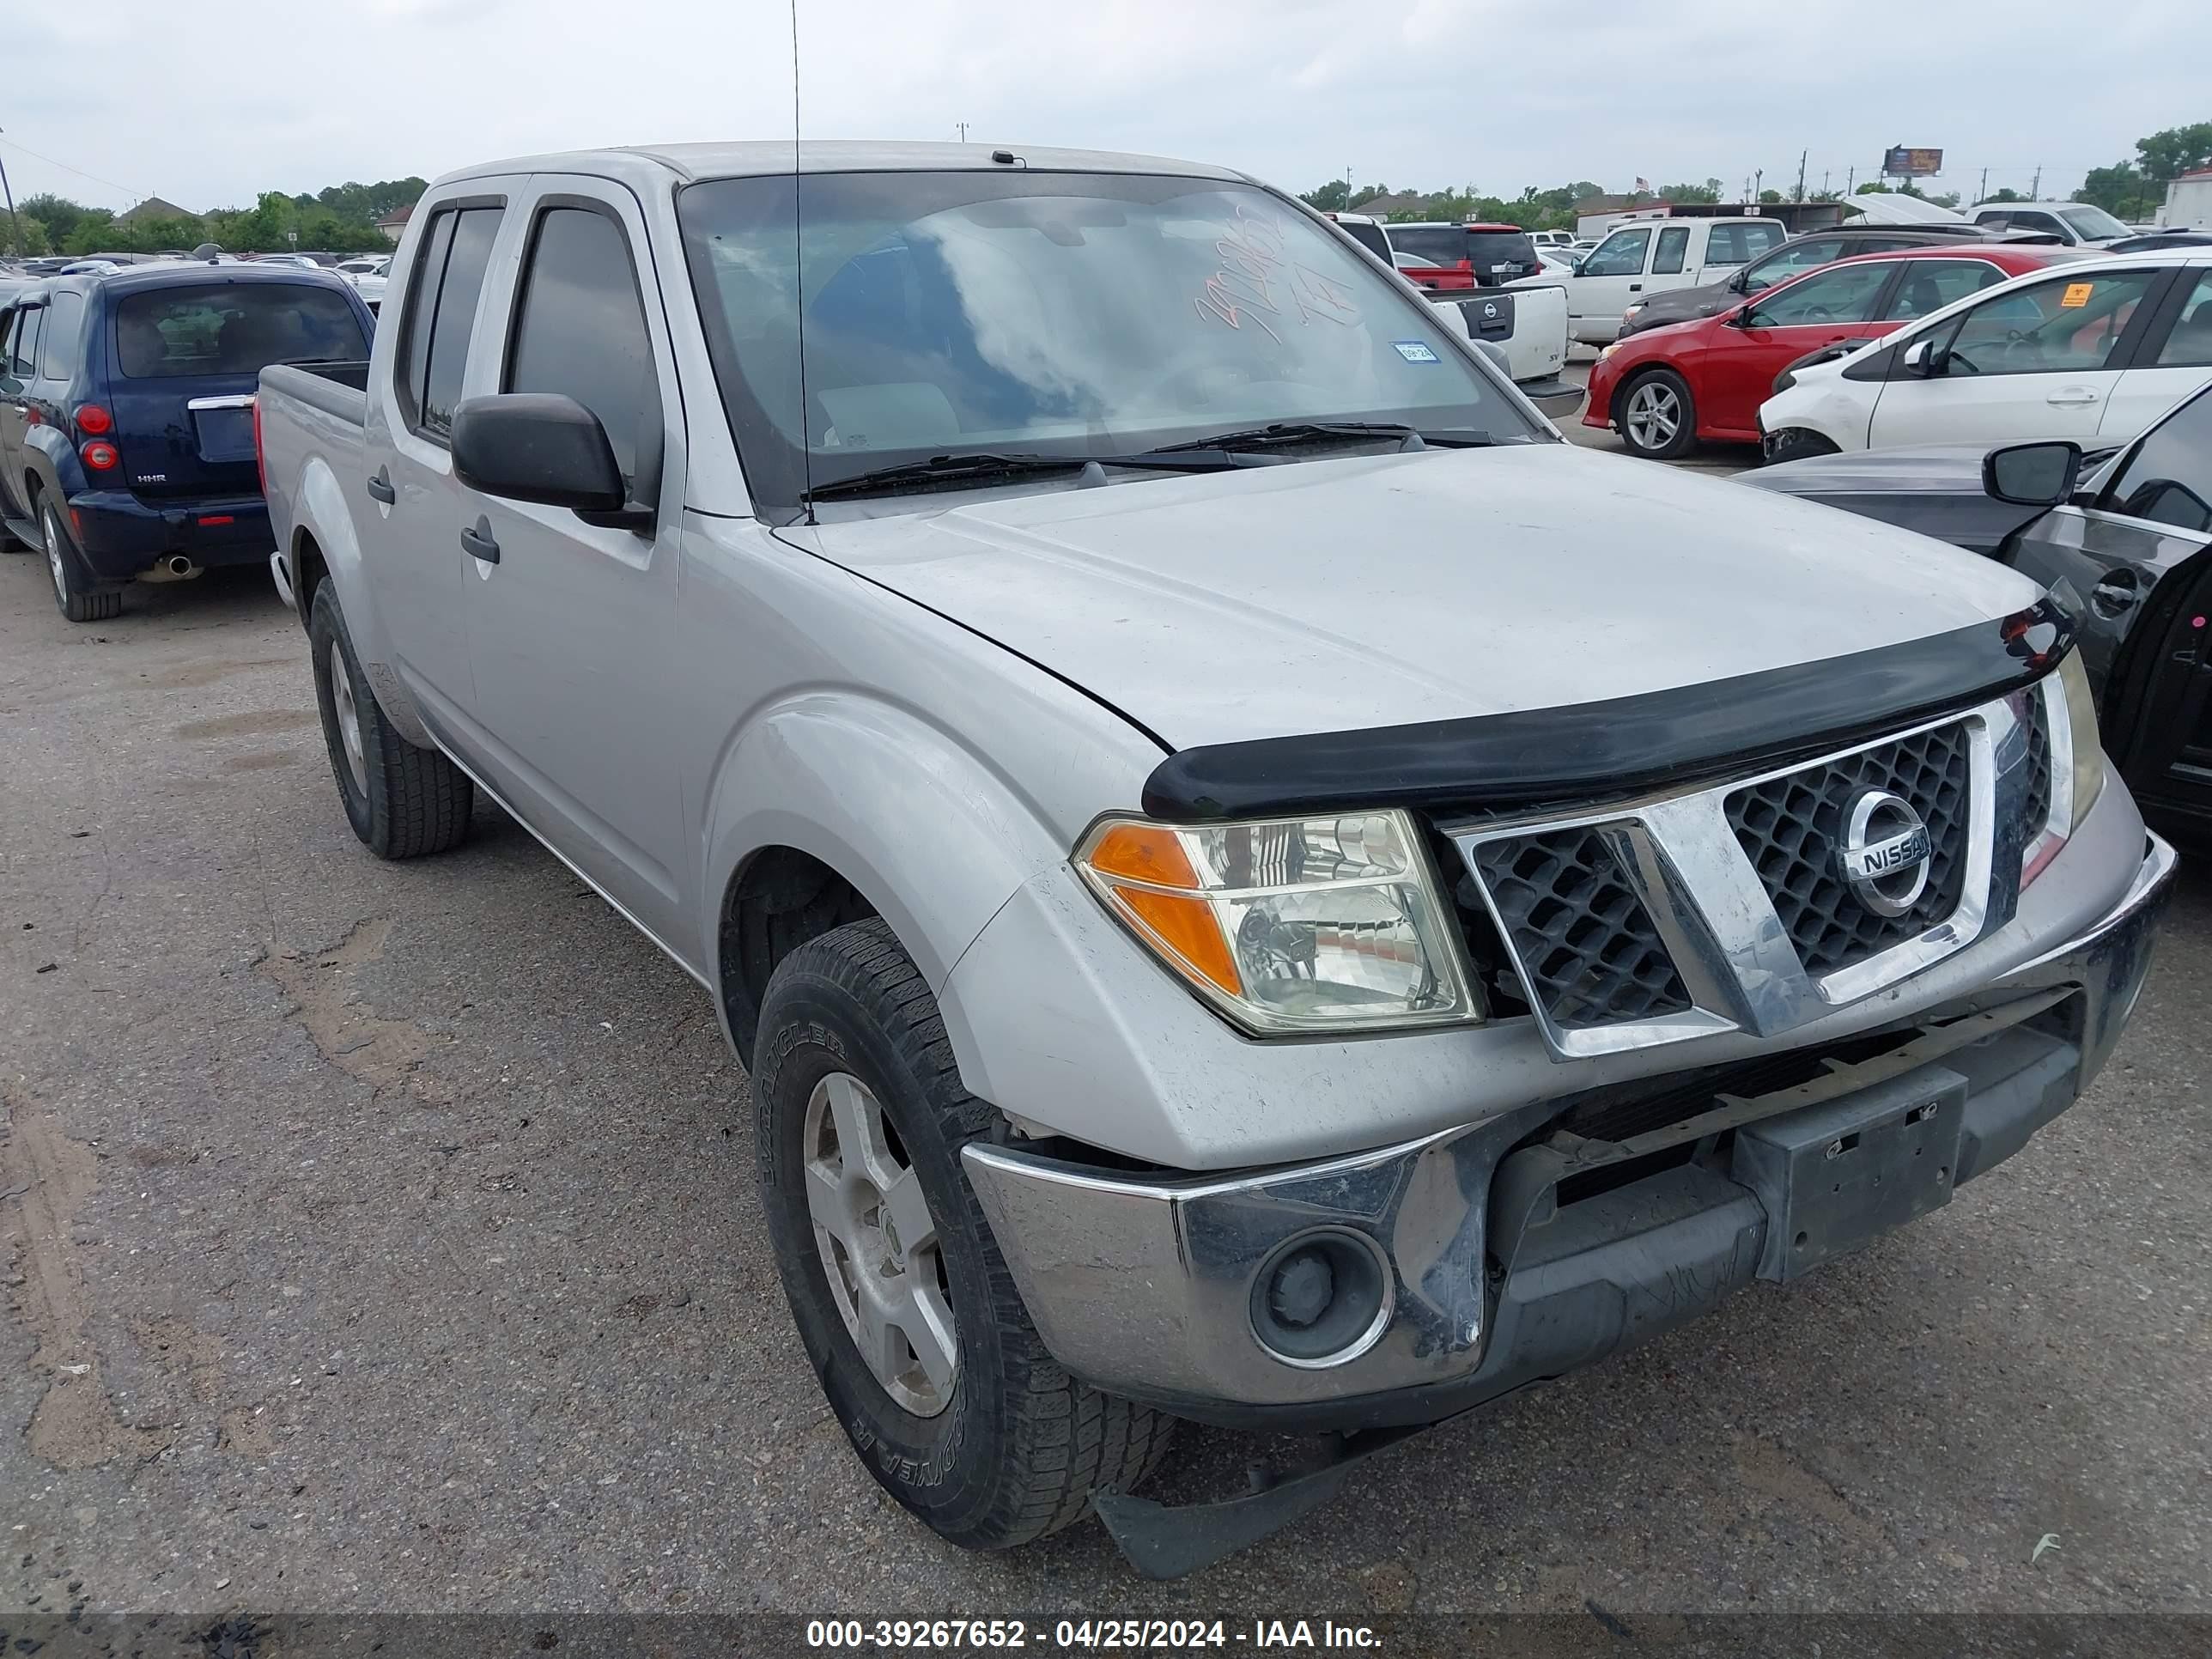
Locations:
755;917;1173;1548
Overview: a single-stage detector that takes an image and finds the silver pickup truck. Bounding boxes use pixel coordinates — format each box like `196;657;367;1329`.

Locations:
255;141;2175;1577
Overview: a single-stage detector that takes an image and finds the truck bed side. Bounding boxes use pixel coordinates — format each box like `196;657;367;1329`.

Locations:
258;361;369;629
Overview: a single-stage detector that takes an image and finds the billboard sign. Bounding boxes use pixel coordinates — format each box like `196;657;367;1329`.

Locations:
1884;147;1944;178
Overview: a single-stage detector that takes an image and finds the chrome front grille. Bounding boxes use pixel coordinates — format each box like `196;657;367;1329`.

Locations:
1469;829;1691;1029
1447;690;2043;1061
1724;722;1974;977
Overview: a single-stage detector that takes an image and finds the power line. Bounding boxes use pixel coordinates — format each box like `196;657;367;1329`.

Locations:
0;132;148;204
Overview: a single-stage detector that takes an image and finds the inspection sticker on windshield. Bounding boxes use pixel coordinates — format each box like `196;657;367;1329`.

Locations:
1393;339;1443;363
2061;283;2097;308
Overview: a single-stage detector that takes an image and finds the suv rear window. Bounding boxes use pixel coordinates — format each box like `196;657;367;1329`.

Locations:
114;283;368;379
1384;226;1540;281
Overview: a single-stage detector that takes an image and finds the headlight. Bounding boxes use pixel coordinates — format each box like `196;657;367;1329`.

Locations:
1076;811;1478;1035
1622;303;1644;319
1598;343;1619;361
2058;650;2106;825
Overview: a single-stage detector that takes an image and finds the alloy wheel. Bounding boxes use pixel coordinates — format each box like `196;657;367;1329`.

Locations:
329;641;369;798
1624;381;1683;452
802;1071;958;1417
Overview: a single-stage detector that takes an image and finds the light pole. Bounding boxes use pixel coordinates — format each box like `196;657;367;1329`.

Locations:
0;126;20;259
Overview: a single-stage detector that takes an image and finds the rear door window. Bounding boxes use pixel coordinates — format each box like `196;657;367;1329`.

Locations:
37;292;84;379
2153;270;2212;367
113;283;368;378
8;307;42;378
1651;226;1691;276
1707;222;1785;265
1880;259;2008;321
395;204;506;440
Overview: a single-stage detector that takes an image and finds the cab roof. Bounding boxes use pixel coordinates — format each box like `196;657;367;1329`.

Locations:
436;140;1249;191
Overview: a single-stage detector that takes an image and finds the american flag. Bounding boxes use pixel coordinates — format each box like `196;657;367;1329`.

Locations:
1634;177;1651;193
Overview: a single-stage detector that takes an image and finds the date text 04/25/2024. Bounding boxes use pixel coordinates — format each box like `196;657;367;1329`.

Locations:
804;1619;1382;1650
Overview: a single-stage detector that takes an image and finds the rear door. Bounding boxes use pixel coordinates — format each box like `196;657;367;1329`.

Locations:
1867;266;2166;448
1697;220;1788;283
106;277;369;501
2003;384;2212;820
1700;259;1901;434
0;305;35;520
2098;264;2212;446
459;179;691;945
362;193;510;726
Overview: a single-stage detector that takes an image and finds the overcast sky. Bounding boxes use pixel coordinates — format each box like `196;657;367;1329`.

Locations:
4;0;2207;215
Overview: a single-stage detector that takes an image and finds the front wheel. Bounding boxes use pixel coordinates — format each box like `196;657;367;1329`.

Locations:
1615;368;1698;459
308;583;474;859
41;500;122;623
754;919;1173;1549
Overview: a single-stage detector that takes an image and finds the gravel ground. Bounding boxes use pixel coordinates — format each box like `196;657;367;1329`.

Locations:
1;497;2206;1636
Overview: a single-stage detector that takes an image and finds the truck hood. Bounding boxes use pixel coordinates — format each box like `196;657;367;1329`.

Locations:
794;442;2045;751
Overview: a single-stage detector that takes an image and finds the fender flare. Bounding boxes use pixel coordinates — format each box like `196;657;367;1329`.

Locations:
699;692;1074;1006
290;453;431;743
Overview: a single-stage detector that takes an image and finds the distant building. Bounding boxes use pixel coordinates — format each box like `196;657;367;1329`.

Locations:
2162;167;2212;229
1347;190;1431;220
375;203;415;244
118;196;194;225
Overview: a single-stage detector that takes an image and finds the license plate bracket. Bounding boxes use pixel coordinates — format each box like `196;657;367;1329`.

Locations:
1731;1064;1967;1282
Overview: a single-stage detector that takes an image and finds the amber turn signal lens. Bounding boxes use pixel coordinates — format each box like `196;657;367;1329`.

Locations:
1085;821;1200;889
1115;885;1244;997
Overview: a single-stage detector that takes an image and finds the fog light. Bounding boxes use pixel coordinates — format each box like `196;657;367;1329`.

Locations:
1249;1230;1393;1368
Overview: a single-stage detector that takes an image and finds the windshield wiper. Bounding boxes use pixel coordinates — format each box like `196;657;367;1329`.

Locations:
804;448;1239;502
1139;421;1498;457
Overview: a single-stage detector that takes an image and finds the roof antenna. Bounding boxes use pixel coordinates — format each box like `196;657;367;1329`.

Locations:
791;0;814;523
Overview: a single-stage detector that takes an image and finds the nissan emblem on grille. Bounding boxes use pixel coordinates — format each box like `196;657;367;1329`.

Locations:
1838;788;1933;918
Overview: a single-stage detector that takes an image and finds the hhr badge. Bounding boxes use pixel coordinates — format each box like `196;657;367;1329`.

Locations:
1838;788;1932;917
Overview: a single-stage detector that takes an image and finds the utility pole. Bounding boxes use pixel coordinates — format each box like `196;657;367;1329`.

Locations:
2030;165;2041;199
1821;169;1831;197
1794;149;1807;201
1978;167;1988;204
0;126;17;259
956;122;969;143
1846;166;1855;194
1754;167;1764;201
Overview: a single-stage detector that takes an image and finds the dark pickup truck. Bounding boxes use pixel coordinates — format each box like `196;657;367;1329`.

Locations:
0;263;374;620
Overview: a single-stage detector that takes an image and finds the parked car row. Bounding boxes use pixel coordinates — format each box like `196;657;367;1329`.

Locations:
234;139;2172;1577
0;263;375;617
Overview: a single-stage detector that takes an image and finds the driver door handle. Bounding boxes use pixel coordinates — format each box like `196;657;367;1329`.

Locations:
460;518;501;565
2046;387;2100;406
365;468;397;504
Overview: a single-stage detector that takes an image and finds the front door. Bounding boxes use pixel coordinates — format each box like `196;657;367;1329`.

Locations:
460;180;691;946
1869;266;2166;450
1570;227;1652;341
1700;259;1899;435
2004;384;2212;820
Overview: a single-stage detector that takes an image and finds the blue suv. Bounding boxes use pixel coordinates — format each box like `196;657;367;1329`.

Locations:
0;264;374;620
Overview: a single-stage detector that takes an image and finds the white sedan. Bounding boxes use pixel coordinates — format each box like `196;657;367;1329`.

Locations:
1758;246;2212;462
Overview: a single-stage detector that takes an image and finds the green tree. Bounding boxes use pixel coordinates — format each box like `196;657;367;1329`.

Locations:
1986;185;2027;203
59;210;118;254
1758;187;1784;204
2135;123;2212;188
18;191;99;249
3;213;52;256
2075;161;2149;218
1299;179;1352;212
1656;181;1719;204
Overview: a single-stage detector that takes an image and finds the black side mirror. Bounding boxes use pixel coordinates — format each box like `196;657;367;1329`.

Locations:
1731;304;1760;329
452;393;647;527
1984;441;2082;507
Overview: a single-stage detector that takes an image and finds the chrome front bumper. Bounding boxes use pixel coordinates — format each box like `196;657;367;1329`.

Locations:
964;832;2177;1426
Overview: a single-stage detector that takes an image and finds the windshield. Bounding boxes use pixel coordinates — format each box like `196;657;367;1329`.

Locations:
2058;204;2129;240
677;171;1534;512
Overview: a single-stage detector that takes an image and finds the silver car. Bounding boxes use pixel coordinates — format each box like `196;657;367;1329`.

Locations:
254;142;2174;1573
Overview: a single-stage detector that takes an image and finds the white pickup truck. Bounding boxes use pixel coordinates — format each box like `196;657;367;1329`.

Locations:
1539;214;1790;344
1326;213;1573;396
253;142;2171;1577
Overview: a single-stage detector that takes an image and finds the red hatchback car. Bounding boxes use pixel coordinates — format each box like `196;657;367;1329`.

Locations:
1585;244;2086;459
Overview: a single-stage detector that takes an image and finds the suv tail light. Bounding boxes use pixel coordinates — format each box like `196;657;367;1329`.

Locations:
81;441;119;471
73;404;114;436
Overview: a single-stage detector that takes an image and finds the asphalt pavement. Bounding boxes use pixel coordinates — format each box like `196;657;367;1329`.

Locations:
2;476;2207;1636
